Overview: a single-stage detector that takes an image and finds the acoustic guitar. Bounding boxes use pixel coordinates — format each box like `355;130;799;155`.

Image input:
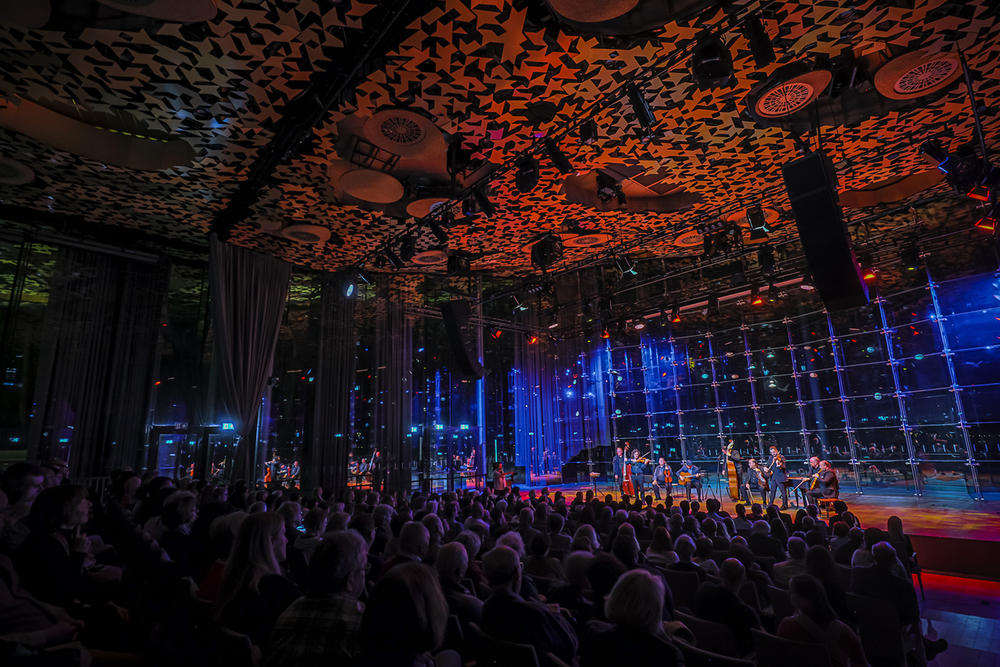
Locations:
677;471;706;485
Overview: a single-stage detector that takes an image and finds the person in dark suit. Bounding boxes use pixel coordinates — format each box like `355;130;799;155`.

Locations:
807;460;840;501
694;558;761;656
629;449;648;499
766;446;789;509
434;542;482;634
480;546;578;666
652;457;672;501
612;447;625;495
747;520;787;562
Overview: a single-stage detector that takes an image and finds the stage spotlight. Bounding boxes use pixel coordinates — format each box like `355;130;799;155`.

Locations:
597;171;625;205
531;235;563;271
472;186;496;217
547;311;559;329
975;203;998;232
615;255;638;276
670;305;681;323
602;328;611;339
510;295;528;313
385;247;404;269
490;327;502;339
633;319;646;331
920;141;951;172
691;32;734;90
544;138;573;174
343;278;356;298
730;264;747;286
758;244;775;276
579;119;600;145
858;255;877;282
747;203;772;240
900;246;920;271
742;12;774;69
968;183;990;202
625;83;656;140
750;284;763;306
705;294;719;314
800;272;815;291
399;236;416;262
428;219;449;245
525;332;539;345
514;155;540;193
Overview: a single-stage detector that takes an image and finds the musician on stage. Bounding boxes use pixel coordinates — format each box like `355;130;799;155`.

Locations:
629;448;648;499
493;462;509;492
807;460;840;501
725;441;747;502
678;460;703;502
612;446;625;495
745;458;768;505
652;456;673;501
765;446;789;509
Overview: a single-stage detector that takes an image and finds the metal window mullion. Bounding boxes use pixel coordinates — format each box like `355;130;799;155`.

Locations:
825;311;864;494
669;327;687;462
784;313;810;456
706;331;727;455
740;312;765;459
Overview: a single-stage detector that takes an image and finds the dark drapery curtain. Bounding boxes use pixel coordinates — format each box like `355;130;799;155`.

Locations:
209;235;292;481
27;248;168;479
311;275;357;494
512;316;560;484
372;282;412;494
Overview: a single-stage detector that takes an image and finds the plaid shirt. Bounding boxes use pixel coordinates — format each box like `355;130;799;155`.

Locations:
265;594;364;666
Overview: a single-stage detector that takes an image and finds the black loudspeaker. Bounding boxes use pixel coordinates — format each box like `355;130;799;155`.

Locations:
440;299;486;380
782;151;869;311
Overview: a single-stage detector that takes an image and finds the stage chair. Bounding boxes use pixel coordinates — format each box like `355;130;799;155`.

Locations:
673;610;742;658
466;622;540;667
674;637;756;667
752;629;833;667
660;568;701;610
767;586;795;628
817;498;838;518
846;592;912;666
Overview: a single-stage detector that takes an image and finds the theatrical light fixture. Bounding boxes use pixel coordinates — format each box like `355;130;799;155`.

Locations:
602;329;611;339
544;138;573;174
859;255;877;282
615;255;638;276
579;119;599;145
343;278;356;298
670;305;681;323
428;219;449;245
399;236;416;262
514;155;540;193
525;332;539;345
633;319;646;331
746;203;772;240
729;263;747;286
750;284;763;306
742;12;775;69
472;186;496;217
547;311;560;329
489;327;503;339
510;295;528;313
705;294;720;314
625;83;656;140
800;272;815;291
968;183;990;201
975;203;998;233
596;170;626;205
691;32;734;90
900;246;920;271
385;247;404;269
920;141;952;172
969;165;1000;202
531;234;563;271
757;244;775;276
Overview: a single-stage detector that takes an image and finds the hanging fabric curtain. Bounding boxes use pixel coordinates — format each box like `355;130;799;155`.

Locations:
311;274;357;494
208;235;292;481
27;247;168;479
371;281;413;494
512;324;560;485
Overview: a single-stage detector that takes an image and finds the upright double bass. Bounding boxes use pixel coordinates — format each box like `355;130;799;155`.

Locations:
725;441;740;501
621;444;636;497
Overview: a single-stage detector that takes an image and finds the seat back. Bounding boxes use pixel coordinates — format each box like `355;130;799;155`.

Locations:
531;576;555;597
710;550;729;567
846;593;907;665
673;610;741;658
675;638;756;667
767;585;795;628
661;568;702;610
752;628;833;667
739;581;762;611
755;556;776;579
466;622;540;667
837;565;853;591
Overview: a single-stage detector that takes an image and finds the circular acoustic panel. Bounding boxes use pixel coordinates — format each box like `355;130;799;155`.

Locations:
406;197;449;218
94;0;218;23
363;108;435;158
673;230;704;254
281;224;331;244
548;0;639;22
0;156;35;185
0;0;51;29
839;170;944;209
339;169;404;204
412;249;448;266
755;70;832;118
560;231;612;248
874;50;961;101
725;207;780;228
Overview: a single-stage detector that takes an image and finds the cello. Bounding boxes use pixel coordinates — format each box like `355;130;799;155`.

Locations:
621;444;636;497
725;441;740;501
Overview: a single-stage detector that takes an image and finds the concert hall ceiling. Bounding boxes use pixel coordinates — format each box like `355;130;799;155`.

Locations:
0;0;998;276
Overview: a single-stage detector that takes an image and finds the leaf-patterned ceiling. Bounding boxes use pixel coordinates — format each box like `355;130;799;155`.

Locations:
0;0;998;277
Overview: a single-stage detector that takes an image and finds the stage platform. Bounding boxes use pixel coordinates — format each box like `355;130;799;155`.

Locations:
514;482;1000;580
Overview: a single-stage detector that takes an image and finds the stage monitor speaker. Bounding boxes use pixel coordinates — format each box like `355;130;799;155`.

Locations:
441;299;486;380
782;151;869;311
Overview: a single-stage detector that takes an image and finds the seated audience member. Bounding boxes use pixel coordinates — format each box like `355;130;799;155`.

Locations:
693;537;720;576
747;520;787;562
434;542;482;632
732;504;752;531
293;508;328;565
265;531;368;665
702;518;730;551
215;512;300;647
851;527;906;577
356;563;448;667
886;515;915;565
480;546;578;665
158;491;199;577
805;545;856;629
379;521;429;578
829;521;851;552
834;528;862;566
524;534;564;580
421;513;444;563
548;513;573;551
778;575;868;667
773;536;809;587
669;534;707;582
728;542;773;605
694;558;761;656
0;463;46;554
581;569;684;666
199;512;248;601
14;485;98;607
645;526;679;566
851;542;948;660
546;551;595;619
277;502;302;549
572;524;600;552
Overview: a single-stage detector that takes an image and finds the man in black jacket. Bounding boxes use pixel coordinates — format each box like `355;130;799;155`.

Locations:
694;558;760;656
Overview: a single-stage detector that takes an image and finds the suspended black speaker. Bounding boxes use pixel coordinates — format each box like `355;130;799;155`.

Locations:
782;152;869;311
441;299;487;379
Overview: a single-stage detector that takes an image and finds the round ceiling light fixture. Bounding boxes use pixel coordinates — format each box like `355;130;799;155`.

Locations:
339;168;405;204
281;224;332;244
412;249;449;266
363;108;436;157
754;70;832;118
0;156;36;185
874;50;962;101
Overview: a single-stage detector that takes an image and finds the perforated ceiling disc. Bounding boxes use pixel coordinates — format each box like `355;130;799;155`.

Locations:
754;70;832;118
412;249;448;265
673;230;704;254
560;231;612;248
548;0;639;22
339;169;404;204
281;224;331;244
94;0;218;22
0;156;35;185
874;50;961;101
406;198;449;218
363;108;436;158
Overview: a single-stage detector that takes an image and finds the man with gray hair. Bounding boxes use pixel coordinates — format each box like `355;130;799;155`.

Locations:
435;542;482;632
480;546;578;665
515;506;541;547
694;558;760;656
772;536;807;586
378;521;428;578
747;520;787;562
265;530;368;664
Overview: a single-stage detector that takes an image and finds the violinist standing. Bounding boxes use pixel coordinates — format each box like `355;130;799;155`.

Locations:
629;449;648;500
766;446;789;509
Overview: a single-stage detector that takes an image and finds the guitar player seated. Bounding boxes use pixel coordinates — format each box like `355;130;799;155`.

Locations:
677;460;703;502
